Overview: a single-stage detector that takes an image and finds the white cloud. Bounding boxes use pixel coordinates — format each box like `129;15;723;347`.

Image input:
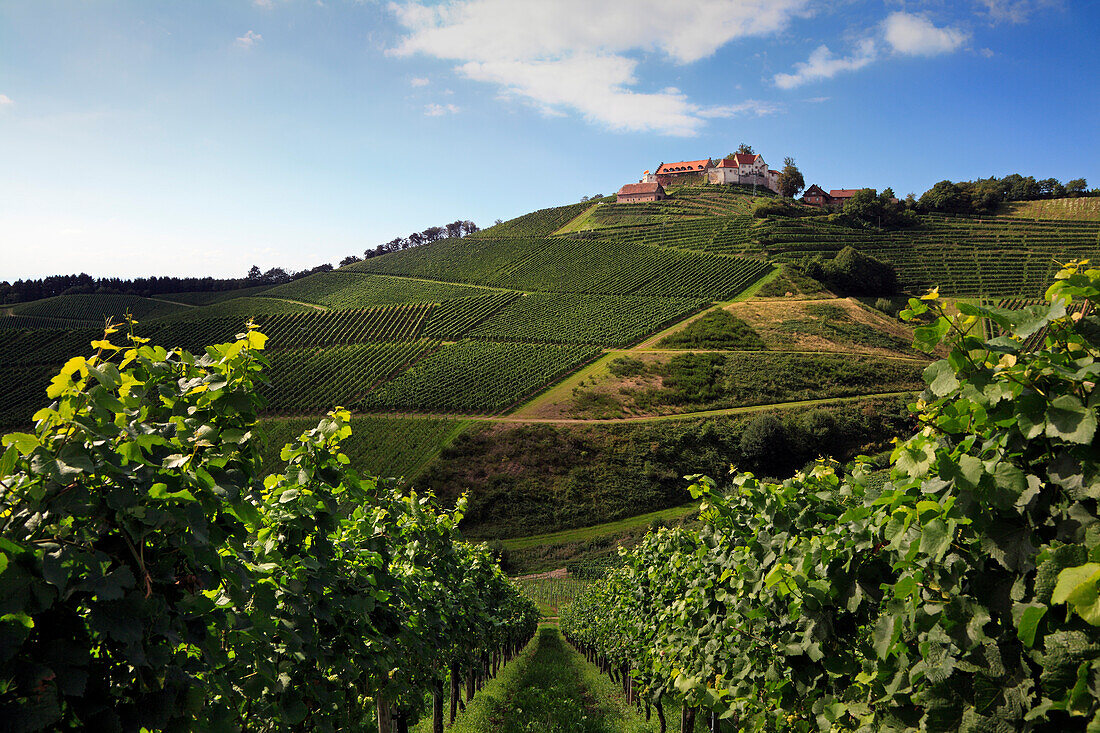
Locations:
697;100;783;118
773;12;965;89
388;0;810;136
425;102;460;116
977;0;1058;23
235;30;263;49
773;40;877;89
0;94;13;106
410;77;429;87
253;0;274;8
882;12;968;56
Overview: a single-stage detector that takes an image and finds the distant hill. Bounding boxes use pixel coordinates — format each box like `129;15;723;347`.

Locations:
3;185;1099;561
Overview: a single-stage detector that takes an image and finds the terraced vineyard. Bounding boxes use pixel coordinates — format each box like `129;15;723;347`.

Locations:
362;340;601;413
419;291;522;339
159;284;274;305
261;340;440;414
756;214;1100;296
468;293;704;346
259;270;502;308
477;198;609;237
155;295;317;320
257;414;467;480
10;293;186;322
351;233;771;299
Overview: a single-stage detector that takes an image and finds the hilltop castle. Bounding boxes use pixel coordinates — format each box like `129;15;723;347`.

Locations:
639;153;780;192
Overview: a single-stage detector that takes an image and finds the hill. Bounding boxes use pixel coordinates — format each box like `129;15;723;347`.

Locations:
3;185;1099;565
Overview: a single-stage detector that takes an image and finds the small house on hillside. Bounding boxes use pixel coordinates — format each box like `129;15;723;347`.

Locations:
654;159;712;185
617;182;667;203
802;187;871;207
828;189;861;204
803;184;829;206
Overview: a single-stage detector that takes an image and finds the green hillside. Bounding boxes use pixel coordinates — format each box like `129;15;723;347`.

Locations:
10;292;188;322
4;185;1099;554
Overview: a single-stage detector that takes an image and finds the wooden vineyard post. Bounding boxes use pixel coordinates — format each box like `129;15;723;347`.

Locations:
432;678;444;733
656;696;667;733
449;662;460;723
375;697;393;733
465;663;476;702
681;705;696;733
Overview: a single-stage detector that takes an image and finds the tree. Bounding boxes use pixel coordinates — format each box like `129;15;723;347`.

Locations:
1039;177;1065;198
262;267;290;284
1066;178;1088;196
777;157;805;198
822;245;897;294
247;265;263;281
339;255;362;267
737;143;754;154
421;226;444;243
445;221;463;239
461;220;479;236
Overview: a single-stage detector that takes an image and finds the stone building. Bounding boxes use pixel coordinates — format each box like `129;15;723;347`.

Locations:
616;182;668;203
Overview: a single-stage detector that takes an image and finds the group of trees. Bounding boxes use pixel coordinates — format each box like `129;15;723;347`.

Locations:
563;263;1100;731
838;187;918;228
0;325;537;731
355;219;479;263
244;261;335;285
918;174;1094;214
799;245;899;295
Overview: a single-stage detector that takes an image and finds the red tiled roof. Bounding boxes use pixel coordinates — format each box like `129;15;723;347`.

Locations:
733;153;762;166
618;182;663;195
829;189;861;198
655;159;711;174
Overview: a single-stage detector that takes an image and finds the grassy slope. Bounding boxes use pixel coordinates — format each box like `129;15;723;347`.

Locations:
1000;197;1100;221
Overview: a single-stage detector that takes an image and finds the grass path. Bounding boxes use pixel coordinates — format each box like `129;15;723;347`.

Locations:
373;390;919;426
430;626;660;733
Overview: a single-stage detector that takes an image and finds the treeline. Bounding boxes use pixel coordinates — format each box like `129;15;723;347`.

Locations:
0;272;250;305
917;173;1095;214
355;219;479;263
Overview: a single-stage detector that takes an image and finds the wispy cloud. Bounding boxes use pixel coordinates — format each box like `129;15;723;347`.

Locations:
410;77;429;87
235;30;263;49
253;0;274;8
697;100;783;118
883;12;968;56
976;0;1059;24
425;102;460;116
0;94;13;106
389;0;809;136
774;40;877;89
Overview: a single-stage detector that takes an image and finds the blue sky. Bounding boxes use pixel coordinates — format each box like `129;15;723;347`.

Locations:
1;0;1097;280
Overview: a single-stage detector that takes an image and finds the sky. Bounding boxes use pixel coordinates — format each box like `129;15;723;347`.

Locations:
1;0;1098;280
